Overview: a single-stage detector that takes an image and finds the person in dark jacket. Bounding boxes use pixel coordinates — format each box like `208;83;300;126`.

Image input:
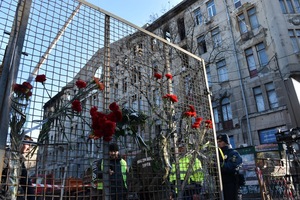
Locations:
92;143;127;200
217;134;242;200
1;135;35;200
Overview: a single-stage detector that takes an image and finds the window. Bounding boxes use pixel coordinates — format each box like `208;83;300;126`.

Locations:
122;78;127;93
237;7;259;35
256;42;268;67
113;83;119;99
207;0;216;17
212;27;222;47
153;89;161;106
221;98;233;130
194;8;203;25
151;38;157;51
216;59;228;82
152;60;158;75
295;0;300;12
265;82;279;109
245;48;257;77
132;95;138;110
247;7;259;29
244;42;268;77
177;18;186;40
213;101;222;131
197;35;207;55
279;0;288;13
164;28;171;42
206;65;211;87
258;128;278;144
287;0;296;13
253;86;265;112
237;13;248;33
289;29;300;52
279;0;300;13
234;0;242;8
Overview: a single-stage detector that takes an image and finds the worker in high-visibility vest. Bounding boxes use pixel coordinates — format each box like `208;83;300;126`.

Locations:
92;143;127;200
169;143;203;200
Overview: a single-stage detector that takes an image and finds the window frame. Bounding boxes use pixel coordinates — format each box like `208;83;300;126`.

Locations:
207;0;217;17
253;86;265;112
245;47;257;77
177;18;186;40
279;0;300;13
221;97;233;130
289;29;300;53
197;35;207;55
238;13;248;34
194;8;203;26
247;7;259;30
256;42;268;67
234;0;242;8
212;101;222;131
216;59;228;82
211;27;222;47
265;82;279;109
206;65;211;87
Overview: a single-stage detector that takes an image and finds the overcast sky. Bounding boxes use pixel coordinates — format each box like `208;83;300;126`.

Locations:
86;0;183;26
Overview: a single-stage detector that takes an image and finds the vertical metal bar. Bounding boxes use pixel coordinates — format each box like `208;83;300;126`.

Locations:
102;14;111;200
202;55;224;200
0;0;32;177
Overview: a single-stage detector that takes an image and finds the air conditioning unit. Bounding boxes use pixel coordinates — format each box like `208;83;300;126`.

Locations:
204;17;212;25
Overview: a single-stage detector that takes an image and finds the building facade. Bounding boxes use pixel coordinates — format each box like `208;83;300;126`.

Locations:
145;0;300;148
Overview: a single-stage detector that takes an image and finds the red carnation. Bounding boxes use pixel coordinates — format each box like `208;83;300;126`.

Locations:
72;100;82;112
205;119;213;129
107;110;122;122
163;94;178;103
165;73;173;80
22;82;33;90
154;72;162;79
90;106;98;116
103;121;116;136
109;102;119;112
76;79;87;89
184;105;197;117
35;74;47;83
192;117;203;129
13;84;26;94
89;102;121;141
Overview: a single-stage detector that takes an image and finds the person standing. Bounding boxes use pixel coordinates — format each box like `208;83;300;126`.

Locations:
217;134;243;200
169;143;203;200
93;143;127;200
1;135;35;200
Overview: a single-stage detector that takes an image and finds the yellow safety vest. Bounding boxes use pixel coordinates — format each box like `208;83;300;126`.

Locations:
169;155;204;184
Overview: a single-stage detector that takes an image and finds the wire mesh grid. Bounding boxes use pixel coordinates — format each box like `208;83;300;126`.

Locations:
0;0;221;199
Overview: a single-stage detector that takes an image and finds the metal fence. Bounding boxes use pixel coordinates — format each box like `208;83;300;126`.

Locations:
0;0;221;199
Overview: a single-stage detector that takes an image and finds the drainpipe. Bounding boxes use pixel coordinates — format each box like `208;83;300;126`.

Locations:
223;0;253;145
